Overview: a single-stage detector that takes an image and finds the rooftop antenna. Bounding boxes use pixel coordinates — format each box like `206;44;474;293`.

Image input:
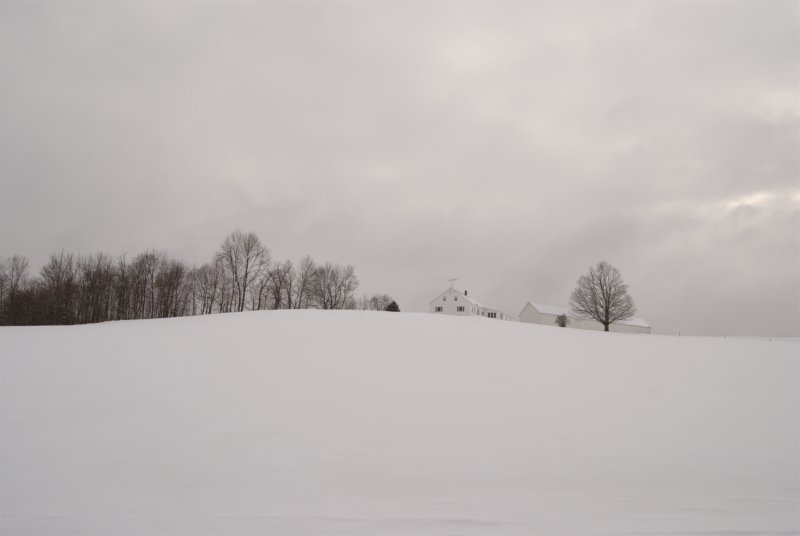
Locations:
448;278;458;288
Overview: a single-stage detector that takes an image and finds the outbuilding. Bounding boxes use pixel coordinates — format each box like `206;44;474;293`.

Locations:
519;302;651;333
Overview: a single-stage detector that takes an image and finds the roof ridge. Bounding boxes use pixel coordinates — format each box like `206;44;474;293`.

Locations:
526;301;650;327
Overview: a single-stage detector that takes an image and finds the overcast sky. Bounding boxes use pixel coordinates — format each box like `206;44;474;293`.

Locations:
1;0;798;336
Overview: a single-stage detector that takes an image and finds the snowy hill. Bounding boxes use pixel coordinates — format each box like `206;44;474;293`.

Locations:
1;311;798;536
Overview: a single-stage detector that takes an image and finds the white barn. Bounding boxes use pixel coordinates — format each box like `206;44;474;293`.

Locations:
429;287;513;320
519;302;652;334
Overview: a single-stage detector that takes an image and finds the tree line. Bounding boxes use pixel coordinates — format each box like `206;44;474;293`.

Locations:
0;230;398;326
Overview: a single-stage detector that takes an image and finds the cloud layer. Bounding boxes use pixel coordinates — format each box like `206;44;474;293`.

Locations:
2;0;798;335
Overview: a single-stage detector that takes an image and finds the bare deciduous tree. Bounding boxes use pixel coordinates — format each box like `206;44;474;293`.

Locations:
76;253;115;324
128;251;165;319
0;255;30;323
40;251;78;324
237;232;269;312
193;259;225;315
555;313;568;327
280;260;296;309
155;259;189;318
291;255;316;309
217;230;269;312
569;261;636;332
8;255;29;297
0;258;7;321
358;293;394;311
113;255;131;320
311;262;359;310
267;260;293;310
248;269;271;311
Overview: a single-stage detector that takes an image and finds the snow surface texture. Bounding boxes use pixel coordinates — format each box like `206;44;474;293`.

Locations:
1;311;798;536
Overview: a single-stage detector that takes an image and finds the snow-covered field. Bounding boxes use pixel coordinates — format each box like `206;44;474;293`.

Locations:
1;311;798;536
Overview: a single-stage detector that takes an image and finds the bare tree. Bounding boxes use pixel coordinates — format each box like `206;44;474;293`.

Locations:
291;255;316;309
311;262;359;309
248;268;271;311
0;258;7;322
358;293;394;311
154;259;188;318
193;259;225;314
267;260;293;309
8;255;29;299
217;233;243;312
554;313;569;327
185;266;201;316
336;265;359;309
40;251;78;324
280;260;296;309
193;264;211;314
0;255;29;324
113;255;132;320
238;232;269;312
216;230;269;312
569;261;636;332
76;253;115;323
128;253;150;319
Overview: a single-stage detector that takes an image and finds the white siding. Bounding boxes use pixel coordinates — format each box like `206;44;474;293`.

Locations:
429;288;512;321
429;288;478;316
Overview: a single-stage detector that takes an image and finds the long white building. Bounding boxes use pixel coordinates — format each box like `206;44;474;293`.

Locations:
519;302;652;334
429;287;513;320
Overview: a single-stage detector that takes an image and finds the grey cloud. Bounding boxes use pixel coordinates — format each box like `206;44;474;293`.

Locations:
1;0;798;336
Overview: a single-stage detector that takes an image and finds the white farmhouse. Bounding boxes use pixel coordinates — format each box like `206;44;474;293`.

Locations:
519;302;652;334
429;287;513;320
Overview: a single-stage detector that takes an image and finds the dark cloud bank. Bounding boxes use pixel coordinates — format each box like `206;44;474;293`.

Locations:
1;0;798;336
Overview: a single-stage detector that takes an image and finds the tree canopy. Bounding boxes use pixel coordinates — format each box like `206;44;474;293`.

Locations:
569;261;636;332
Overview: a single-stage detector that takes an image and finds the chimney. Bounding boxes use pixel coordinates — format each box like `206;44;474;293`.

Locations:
464;290;468;296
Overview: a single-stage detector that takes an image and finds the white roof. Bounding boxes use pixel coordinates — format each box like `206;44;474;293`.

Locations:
528;302;570;316
429;287;482;307
525;301;650;328
617;316;651;328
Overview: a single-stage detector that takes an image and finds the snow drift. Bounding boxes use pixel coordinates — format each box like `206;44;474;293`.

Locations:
1;311;798;535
